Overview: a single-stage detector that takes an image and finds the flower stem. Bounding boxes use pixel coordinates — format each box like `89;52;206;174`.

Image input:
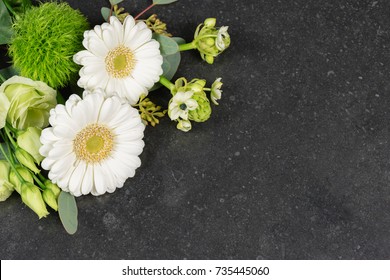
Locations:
0;133;25;183
134;3;156;20
31;172;46;190
159;76;175;92
4;125;17;148
179;41;197;51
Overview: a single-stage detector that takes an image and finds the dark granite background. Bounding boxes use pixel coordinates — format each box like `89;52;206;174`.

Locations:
1;0;390;259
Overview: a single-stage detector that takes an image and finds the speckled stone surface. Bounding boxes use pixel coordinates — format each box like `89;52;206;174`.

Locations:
1;0;390;259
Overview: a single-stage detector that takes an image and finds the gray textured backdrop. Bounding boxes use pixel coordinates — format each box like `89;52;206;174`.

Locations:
1;0;390;259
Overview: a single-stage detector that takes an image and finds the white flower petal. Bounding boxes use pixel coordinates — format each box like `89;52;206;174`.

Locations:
39;88;145;196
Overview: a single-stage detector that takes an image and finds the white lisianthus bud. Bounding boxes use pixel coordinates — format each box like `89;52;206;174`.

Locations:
17;127;44;164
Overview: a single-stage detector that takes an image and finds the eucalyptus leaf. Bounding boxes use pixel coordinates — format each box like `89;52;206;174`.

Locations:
150;34;181;91
0;0;13;45
58;191;78;235
109;0;124;5
152;33;179;56
0;65;19;81
172;37;186;45
101;7;111;22
150;51;181;91
153;0;178;5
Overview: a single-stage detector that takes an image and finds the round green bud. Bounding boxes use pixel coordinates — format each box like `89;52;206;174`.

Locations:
188;91;212;122
204;18;216;28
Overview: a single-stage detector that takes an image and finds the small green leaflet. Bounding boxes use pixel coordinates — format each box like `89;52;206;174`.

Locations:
58;191;78;235
0;65;19;80
153;33;179;56
101;7;111;22
0;0;13;45
153;0;178;5
109;0;124;5
150;34;181;91
172;37;186;45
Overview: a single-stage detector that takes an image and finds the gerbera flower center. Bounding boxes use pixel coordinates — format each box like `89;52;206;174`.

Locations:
73;124;114;163
105;45;135;78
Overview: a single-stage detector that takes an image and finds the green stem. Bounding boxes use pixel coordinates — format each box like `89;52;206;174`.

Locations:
31;172;46;190
203;88;211;91
179;41;197;51
0;136;25;183
134;3;156;20
159;76;175;92
4;126;17;148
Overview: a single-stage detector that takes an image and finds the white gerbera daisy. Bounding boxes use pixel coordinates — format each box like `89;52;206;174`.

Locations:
39;89;145;197
168;91;198;120
73;16;163;105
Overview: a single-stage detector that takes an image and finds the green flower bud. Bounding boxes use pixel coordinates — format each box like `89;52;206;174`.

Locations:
0;93;10;129
177;119;192;132
21;182;49;219
187;79;206;92
44;180;61;198
15;148;40;174
42;189;58;211
188;91;211;122
9;166;34;194
0;76;57;130
0;161;14;201
193;19;230;64
204;18;216;28
17;127;44;164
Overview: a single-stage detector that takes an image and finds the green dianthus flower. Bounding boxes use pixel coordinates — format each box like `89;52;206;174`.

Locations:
9;2;89;88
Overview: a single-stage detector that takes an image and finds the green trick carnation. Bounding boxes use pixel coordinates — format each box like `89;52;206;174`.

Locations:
9;2;89;88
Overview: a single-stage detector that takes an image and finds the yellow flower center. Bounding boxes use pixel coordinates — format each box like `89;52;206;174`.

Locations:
105;45;135;78
73;124;114;163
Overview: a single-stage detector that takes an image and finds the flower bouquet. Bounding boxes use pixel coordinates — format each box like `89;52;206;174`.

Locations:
0;0;230;234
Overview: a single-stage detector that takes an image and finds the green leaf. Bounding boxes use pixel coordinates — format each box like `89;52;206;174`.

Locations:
172;37;186;45
0;0;13;45
153;0;178;5
58;191;78;235
0;65;19;81
152;33;179;56
101;7;111;22
150;34;181;91
109;0;124;5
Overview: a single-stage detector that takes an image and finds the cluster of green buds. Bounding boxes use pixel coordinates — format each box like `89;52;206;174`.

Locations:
134;94;167;127
159;76;223;132
179;18;231;64
0;75;60;218
144;14;172;37
113;4;130;23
